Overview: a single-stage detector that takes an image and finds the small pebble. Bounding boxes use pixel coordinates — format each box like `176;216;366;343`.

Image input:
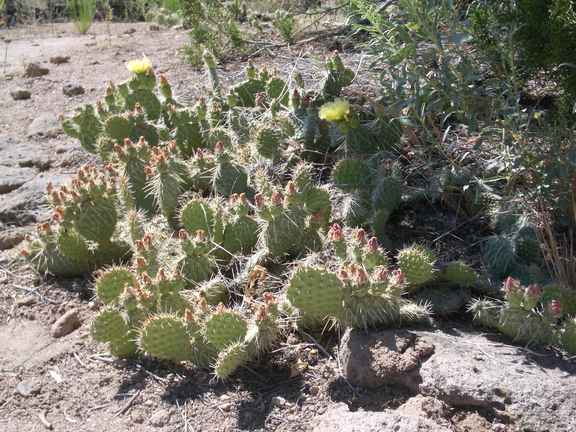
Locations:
50;309;81;338
15;295;37;306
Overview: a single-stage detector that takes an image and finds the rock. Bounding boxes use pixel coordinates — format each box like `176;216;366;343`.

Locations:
124;28;137;35
412;330;576;432
339;328;434;389
16;379;42;397
271;396;288;408
312;403;451;432
397;396;452;429
15;296;37;307
149;24;161;31
0;166;36;194
0;228;27;250
27;113;63;138
149;409;172;427
24;63;49;78
50;56;70;65
50;309;81;338
10;88;31;100
0;174;67;225
62;83;85;97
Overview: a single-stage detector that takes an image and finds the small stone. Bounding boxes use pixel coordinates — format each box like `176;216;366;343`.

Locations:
50;56;70;65
309;385;320;396
15;295;37;306
0;227;28;250
24;63;49;78
124;28;137;35
62;83;85;97
131;412;145;424
50;309;81;338
10;88;31;100
271;396;288;408
220;402;233;412
149;409;171;427
16;379;42;397
149;24;161;31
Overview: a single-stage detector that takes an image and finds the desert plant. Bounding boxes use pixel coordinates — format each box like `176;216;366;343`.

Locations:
67;0;97;34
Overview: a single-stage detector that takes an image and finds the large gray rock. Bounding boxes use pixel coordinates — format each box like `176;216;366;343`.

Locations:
312;403;451;432
415;330;576;432
340;327;576;432
0;173;68;225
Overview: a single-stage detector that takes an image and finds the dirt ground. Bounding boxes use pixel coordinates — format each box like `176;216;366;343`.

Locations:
0;21;540;432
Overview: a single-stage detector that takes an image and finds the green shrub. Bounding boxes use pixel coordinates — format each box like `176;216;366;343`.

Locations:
67;0;97;34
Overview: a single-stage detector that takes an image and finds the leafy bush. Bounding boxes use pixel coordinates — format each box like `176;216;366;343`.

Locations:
470;0;576;99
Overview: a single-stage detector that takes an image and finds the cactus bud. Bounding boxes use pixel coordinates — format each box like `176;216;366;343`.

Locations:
178;229;189;240
328;223;343;242
141;272;152;286
285;181;297;196
254;193;264;209
195;229;207;242
374;266;389;282
214;141;224;154
355;267;368;285
20;248;30;257
367;237;379;252
271;191;283;207
391;269;405;285
549;300;562;317
355;228;366;244
526;284;542;300
337;268;349;282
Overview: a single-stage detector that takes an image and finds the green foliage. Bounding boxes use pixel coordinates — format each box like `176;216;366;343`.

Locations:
272;10;296;44
67;0;96;34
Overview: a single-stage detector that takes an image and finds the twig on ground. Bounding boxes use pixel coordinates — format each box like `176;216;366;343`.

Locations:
38;410;53;430
114;390;141;417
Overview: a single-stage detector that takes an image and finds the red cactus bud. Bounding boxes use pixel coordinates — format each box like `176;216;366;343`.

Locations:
526;284;542;299
214;141;224;154
355;267;368;285
549;300;562;317
254;193;264;209
229;193;238;205
46;182;53;194
329;223;343;242
238;193;247;204
337;268;349;282
367;237;379;252
391;269;405;285
374;266;390;282
355;228;366;244
263;292;276;305
143;233;153;248
20;248;30;257
159;74;169;86
136;257;147;269
141;272;152;286
271;191;283;206
39;222;51;234
502;276;521;295
135;240;145;252
178;229;189;240
157;269;166;281
194;229;207;242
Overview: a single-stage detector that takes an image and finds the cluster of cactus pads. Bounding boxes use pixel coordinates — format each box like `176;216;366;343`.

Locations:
20;52;576;378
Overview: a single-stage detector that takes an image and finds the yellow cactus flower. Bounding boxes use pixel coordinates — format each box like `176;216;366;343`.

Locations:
126;56;153;75
319;99;351;122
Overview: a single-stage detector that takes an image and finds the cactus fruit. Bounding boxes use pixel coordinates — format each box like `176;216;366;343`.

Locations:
439;261;478;288
95;267;136;305
138;314;194;362
204;308;248;350
397;245;437;289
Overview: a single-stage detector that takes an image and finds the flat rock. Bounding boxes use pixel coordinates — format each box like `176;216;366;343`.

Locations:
414;330;576;432
312;403;451;432
27;113;63;138
341;327;576;432
0;166;36;194
51;309;81;338
339;328;434;389
15;295;37;306
24;63;49;78
62;83;85;97
10;88;31;100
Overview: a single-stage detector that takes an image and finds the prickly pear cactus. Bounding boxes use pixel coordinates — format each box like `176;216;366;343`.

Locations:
397;245;437;289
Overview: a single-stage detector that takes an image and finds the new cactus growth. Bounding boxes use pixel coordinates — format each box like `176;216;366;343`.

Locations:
138;313;195;362
204;306;248;350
